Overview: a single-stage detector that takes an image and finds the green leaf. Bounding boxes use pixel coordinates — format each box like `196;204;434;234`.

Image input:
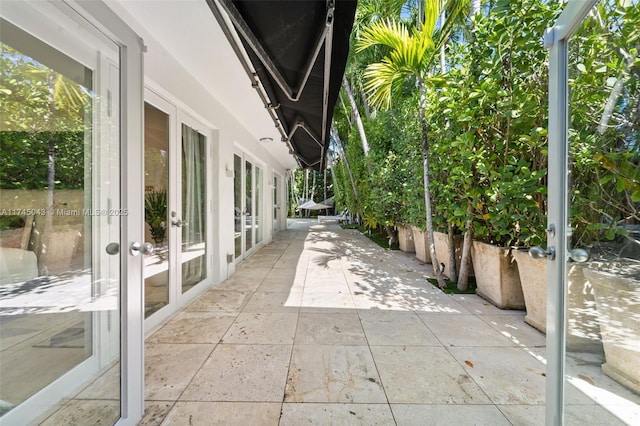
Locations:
605;228;616;240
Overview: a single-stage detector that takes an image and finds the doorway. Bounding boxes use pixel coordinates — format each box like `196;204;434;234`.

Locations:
273;172;284;234
143;91;210;331
0;2;134;423
234;152;264;262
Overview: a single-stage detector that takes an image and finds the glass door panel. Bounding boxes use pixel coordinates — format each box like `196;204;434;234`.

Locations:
255;166;262;245
180;124;206;293
234;154;243;259
245;160;253;252
0;9;120;424
273;174;279;233
551;1;640;423
144;102;169;318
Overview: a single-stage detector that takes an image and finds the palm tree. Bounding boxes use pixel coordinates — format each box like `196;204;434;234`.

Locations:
356;3;451;287
342;0;410;158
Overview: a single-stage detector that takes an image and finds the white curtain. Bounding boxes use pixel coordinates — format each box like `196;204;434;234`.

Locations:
181;124;206;289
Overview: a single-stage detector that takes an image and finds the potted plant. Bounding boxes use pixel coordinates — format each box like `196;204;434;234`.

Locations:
397;224;415;253
145;189;167;246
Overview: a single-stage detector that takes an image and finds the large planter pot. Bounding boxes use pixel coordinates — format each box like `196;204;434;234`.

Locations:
513;250;602;352
411;226;431;264
471;241;524;310
397;225;415;253
512;250;546;329
586;260;640;394
433;231;474;279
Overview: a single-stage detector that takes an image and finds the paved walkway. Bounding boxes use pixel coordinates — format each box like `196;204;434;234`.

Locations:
140;220;629;425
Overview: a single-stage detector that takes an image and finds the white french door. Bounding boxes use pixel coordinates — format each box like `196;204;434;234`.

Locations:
0;1;143;424
273;172;283;234
143;91;211;332
233;152;263;262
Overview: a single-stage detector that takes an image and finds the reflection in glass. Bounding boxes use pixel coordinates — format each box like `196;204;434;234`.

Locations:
255;166;262;244
234;154;242;259
144;102;169;317
245;160;253;252
0;21;119;422
273;174;279;232
181;124;206;293
565;2;639;422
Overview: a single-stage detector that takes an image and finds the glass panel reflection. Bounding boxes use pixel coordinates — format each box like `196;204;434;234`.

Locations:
255;166;262;244
0;19;119;422
181;124;206;293
144;102;169;317
234;154;242;259
565;1;640;423
245;160;253;252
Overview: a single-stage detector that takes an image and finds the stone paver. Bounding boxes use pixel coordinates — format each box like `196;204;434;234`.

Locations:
139;219;636;425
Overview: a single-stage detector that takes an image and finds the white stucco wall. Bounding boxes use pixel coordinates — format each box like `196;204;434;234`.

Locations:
107;1;296;284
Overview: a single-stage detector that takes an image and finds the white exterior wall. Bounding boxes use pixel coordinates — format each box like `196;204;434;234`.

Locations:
109;3;294;285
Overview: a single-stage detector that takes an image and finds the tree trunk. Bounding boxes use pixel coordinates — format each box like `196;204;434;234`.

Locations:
457;200;474;291
332;126;359;206
339;94;352;126
447;222;458;283
289;170;297;217
360;87;371;119
385;225;399;248
418;82;445;288
342;76;370;156
440;10;447;73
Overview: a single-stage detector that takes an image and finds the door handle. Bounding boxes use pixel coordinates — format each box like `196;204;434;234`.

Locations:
130;242;155;256
106;242;120;255
529;246;556;260
568;248;589;263
529;246;588;262
171;219;184;227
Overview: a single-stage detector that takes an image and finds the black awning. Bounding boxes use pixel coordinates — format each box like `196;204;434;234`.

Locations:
207;0;356;170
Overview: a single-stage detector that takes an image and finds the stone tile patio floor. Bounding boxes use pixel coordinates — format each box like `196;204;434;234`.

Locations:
140;219;635;425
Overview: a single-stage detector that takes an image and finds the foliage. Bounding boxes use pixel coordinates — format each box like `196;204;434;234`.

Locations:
1;42;89;191
568;0;640;248
426;0;559;247
145;189;168;245
427;276;477;294
0;131;85;190
332;0;638;256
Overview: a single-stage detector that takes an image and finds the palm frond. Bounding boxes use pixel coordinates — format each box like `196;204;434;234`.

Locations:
356;19;409;53
435;0;472;50
422;0;442;35
387;35;433;75
362;59;413;110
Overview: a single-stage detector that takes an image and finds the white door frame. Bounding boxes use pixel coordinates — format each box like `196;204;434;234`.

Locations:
233;150;265;262
544;1;598;424
142;91;214;332
273;171;284;234
176;110;214;305
142;89;177;333
74;1;145;424
0;1;144;424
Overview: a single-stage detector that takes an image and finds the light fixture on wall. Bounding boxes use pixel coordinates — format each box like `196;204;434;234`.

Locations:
259;137;273;143
225;165;234;178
